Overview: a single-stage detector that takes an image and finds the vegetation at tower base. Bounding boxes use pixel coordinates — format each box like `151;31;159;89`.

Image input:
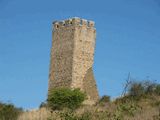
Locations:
45;80;160;120
47;88;86;110
15;79;160;119
0;102;22;120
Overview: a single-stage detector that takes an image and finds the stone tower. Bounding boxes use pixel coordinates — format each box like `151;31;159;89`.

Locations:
48;17;99;104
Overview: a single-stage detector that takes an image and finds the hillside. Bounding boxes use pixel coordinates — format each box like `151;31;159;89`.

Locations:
18;80;160;120
18;94;160;120
1;80;160;120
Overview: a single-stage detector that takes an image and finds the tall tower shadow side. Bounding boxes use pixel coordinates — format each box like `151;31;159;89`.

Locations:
48;17;99;104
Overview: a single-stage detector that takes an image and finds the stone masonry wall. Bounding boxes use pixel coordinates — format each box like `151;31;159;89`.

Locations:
48;20;75;89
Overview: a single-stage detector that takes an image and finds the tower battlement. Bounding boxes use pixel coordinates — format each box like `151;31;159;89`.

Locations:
53;17;95;29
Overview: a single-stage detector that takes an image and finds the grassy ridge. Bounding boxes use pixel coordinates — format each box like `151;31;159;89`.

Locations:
1;80;160;120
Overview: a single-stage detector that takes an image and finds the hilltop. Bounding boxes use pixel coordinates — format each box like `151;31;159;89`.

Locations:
17;80;160;120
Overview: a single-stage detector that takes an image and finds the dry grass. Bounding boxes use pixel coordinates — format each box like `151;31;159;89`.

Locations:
18;95;160;120
18;108;51;120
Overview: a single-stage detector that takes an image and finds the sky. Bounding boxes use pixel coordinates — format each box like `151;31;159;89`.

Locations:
0;0;160;109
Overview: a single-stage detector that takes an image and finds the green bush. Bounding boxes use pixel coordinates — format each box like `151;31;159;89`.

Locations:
117;102;139;117
47;88;86;110
79;112;91;120
0;102;22;120
59;111;78;120
47;110;91;120
59;110;91;120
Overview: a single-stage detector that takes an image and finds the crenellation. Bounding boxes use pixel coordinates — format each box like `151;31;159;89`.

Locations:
81;19;88;26
53;22;59;29
59;21;65;26
88;21;95;27
52;18;95;30
65;19;72;26
72;17;81;26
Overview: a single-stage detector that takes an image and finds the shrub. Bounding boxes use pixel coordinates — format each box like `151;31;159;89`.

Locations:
0;102;22;120
47;88;86;110
48;110;92;120
117;102;139;117
79;111;92;120
143;81;157;95
155;84;160;95
128;82;145;98
99;95;110;103
59;111;77;120
98;95;110;106
95;110;123;120
126;80;160;99
59;110;91;120
39;102;48;108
